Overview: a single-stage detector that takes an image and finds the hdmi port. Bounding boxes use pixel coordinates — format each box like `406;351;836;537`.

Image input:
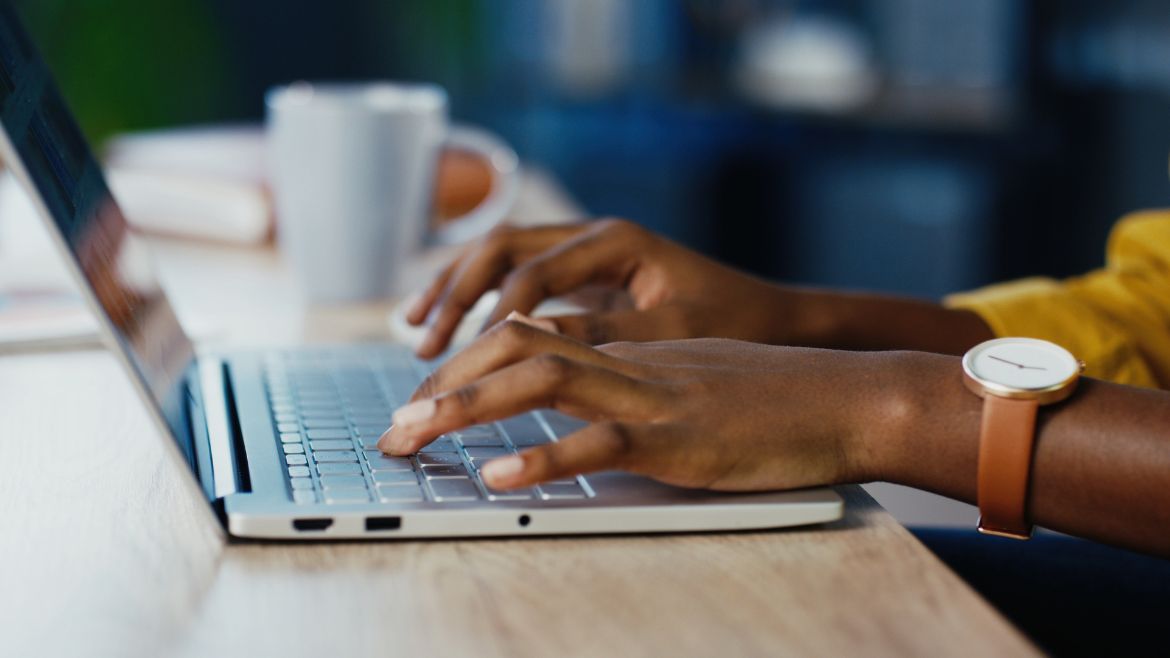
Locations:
293;518;333;532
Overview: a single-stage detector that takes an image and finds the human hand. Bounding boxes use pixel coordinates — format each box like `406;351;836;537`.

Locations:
379;317;917;491
405;219;799;358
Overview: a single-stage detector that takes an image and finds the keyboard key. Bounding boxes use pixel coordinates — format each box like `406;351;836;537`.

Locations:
274;413;298;423
296;392;338;402
324;489;371;504
384;374;420;403
279;432;302;444
546;477;580;485
423;464;469;478
340;389;385;399
429;478;480;501
509;434;551;447
303;418;348;429
309;439;353;451
416;452;463;466
288;466;311;478
300;410;346;419
346;406;391;417
502;415;553;447
457;434;506;447
296;398;341;407
367;455;413;472
359;436;382;450
282;443;305;454
297;403;343;413
313;450;358;463
375;486;424;503
316;462;362;475
290;477;314;490
455;424;497;437
276;422;300;433
418;437;458;453
372;470;418;485
465;447;511;461
354;425;389;437
342;390;386;400
293;490;317;504
349;416;392;427
540;410;588;438
539;482;587;499
320;475;366;489
507;433;552;447
484;485;535;501
306;429;350;440
285;454;308;466
347;405;390;414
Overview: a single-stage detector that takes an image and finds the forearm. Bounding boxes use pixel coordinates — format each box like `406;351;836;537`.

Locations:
865;351;1170;557
779;287;994;355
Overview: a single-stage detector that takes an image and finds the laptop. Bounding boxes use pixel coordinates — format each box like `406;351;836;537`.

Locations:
0;3;842;539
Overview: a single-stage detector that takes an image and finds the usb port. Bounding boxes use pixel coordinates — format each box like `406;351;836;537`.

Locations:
365;516;402;531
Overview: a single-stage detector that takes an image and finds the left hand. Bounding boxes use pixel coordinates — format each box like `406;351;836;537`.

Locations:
380;315;910;492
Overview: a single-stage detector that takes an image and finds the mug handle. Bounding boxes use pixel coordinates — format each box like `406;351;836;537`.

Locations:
431;125;521;246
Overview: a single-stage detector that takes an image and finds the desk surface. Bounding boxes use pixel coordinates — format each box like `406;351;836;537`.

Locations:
0;173;1036;657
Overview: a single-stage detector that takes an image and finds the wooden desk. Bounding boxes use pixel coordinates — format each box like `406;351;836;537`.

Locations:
0;173;1036;657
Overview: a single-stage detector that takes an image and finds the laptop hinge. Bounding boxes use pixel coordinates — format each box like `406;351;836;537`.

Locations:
197;358;251;498
220;361;253;494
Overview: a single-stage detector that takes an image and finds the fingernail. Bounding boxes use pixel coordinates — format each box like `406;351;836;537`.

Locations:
417;331;440;357
392;399;436;427
481;455;524;486
376;426;395;453
531;317;559;334
506;311;559;335
404;292;426;320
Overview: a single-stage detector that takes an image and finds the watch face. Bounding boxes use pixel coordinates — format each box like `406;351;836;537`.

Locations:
964;338;1080;392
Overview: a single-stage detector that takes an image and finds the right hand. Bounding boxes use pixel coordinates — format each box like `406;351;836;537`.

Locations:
407;219;797;358
381;319;907;492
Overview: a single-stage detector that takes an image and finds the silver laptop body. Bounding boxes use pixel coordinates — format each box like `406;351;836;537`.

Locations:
0;3;841;539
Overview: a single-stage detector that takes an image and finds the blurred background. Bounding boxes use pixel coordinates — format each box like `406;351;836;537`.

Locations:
14;0;1170;298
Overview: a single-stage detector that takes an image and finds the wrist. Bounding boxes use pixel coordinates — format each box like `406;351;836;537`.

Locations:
763;285;842;348
842;351;981;492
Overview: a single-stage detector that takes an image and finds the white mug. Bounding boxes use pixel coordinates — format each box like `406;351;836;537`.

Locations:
266;81;519;303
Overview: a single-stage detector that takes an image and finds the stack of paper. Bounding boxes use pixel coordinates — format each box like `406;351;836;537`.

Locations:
104;125;273;244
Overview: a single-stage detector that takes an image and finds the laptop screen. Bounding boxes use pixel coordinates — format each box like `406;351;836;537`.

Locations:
0;3;198;468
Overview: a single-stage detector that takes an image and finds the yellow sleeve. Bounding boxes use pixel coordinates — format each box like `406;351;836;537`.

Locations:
944;210;1170;389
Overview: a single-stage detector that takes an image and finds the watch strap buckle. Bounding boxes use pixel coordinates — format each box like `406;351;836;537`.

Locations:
977;517;1034;540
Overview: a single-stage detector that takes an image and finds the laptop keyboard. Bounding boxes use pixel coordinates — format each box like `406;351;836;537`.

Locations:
263;351;593;505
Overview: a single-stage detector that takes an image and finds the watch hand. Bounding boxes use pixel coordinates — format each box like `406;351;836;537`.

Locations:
989;354;1048;371
988;354;1026;368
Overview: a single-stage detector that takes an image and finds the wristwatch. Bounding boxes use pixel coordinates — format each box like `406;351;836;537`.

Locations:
961;337;1083;539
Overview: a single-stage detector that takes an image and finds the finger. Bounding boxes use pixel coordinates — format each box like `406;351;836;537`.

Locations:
479;224;642;332
479;421;661;489
410;318;644;403
542;305;693;345
381;354;663;454
406;258;461;325
419;224;586;357
506;310;559;335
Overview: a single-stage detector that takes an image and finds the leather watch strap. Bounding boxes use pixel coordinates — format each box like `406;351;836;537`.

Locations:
976;395;1040;539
